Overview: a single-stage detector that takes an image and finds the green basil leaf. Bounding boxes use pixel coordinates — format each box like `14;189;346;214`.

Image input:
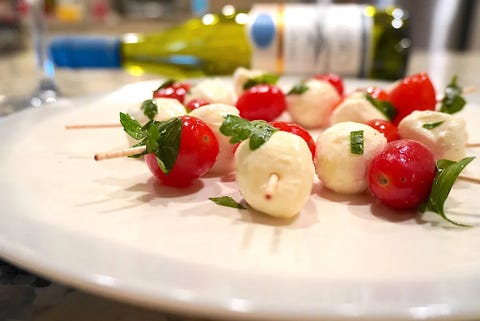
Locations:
209;196;246;209
249;120;278;150
155;79;176;91
421;156;475;227
243;73;279;90
141;120;155;131
219;115;278;150
287;83;309;95
440;75;466;114
423;121;445;130
219;115;252;144
365;93;397;121
155;156;168;174
119;112;146;140
121;116;183;172
350;130;364;155
145;122;161;154
154;118;182;174
436;159;457;170
140;99;158;121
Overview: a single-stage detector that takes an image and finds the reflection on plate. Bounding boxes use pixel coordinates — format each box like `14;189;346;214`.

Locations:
1;79;480;321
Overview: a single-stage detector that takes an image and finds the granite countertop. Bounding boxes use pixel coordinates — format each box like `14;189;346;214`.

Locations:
1;48;480;321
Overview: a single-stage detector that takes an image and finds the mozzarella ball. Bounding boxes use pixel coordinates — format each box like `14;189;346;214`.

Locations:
232;67;265;98
126;98;187;145
398;110;467;161
235;131;315;218
330;92;387;125
127;97;187;125
153;97;188;121
188;103;240;174
286;79;341;128
315;122;387;194
185;78;235;106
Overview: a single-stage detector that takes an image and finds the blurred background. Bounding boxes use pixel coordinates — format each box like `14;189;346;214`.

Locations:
1;0;480;103
1;0;479;53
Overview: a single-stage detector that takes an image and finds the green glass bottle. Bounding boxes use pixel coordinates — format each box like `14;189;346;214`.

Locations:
366;5;410;80
121;10;251;78
49;4;410;80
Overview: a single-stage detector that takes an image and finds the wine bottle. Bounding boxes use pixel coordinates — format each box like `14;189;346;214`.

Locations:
49;4;410;80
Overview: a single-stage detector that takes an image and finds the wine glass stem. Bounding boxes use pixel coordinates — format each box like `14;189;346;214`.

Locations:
30;0;59;95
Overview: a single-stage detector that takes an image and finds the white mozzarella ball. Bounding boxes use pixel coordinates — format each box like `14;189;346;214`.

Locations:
235;131;315;218
286;79;341;128
398;110;468;161
126;108;150;126
126;98;187;146
188;104;240;174
232;67;265;98
315;121;387;194
153;97;188;121
185;78;235;105
330;92;387;125
127;98;187;125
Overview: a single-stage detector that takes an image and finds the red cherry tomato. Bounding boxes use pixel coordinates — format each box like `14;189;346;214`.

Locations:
145;116;219;188
368;139;436;210
366;86;389;101
366;119;399;142
314;73;344;96
186;98;210;112
389;72;437;125
153;82;191;104
236;84;287;121
269;121;316;159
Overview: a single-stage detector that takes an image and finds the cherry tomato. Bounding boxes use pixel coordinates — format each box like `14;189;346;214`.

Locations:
389;72;437;125
270;121;316;158
153;81;191;104
366;86;389;101
186;98;210;112
236;84;287;121
368;139;436;210
366;119;399;142
145;116;219;188
314;73;344;96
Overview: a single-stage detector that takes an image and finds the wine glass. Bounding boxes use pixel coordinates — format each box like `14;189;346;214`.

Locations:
28;0;61;106
0;0;61;116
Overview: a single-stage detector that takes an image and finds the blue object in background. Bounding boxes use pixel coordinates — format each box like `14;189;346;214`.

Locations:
49;36;122;69
250;13;276;48
190;0;209;17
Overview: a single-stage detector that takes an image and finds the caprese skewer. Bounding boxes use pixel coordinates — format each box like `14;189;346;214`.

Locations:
86;70;480;226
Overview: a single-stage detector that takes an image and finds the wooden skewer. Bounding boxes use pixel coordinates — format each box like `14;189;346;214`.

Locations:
65;123;121;130
94;146;146;161
459;174;480;184
466;142;480;148
264;173;279;200
462;86;477;95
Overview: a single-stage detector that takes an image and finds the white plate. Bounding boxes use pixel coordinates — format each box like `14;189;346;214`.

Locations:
1;79;480;321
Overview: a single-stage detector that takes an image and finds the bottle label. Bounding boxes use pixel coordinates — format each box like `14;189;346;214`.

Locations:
248;4;372;77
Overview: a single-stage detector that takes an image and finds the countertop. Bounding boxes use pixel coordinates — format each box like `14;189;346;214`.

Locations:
1;48;480;321
2;49;480;101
